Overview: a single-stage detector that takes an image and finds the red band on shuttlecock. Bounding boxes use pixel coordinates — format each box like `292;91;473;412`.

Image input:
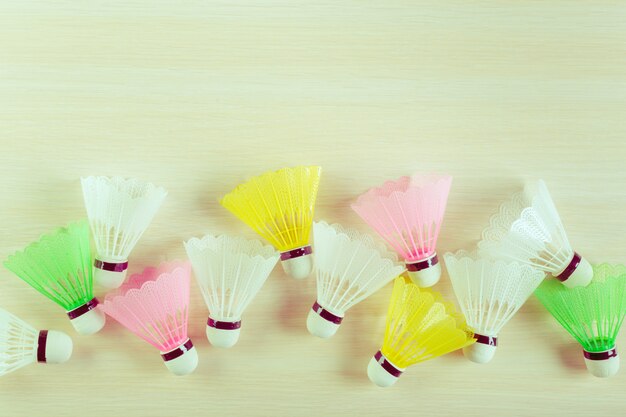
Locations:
280;246;312;261
37;330;48;363
554;252;582;282
161;339;194;362
94;259;129;272
406;254;438;272
67;298;100;320
584;348;618;361
374;350;403;377
474;333;497;346
312;301;343;325
207;318;241;330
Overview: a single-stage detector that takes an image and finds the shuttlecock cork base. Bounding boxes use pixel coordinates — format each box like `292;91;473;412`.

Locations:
280;246;313;279
307;301;343;338
554;252;593;288
583;347;620;378
37;330;73;364
368;351;405;387
94;258;129;289
66;298;106;335
161;339;198;376
406;254;441;287
463;334;497;364
206;318;241;348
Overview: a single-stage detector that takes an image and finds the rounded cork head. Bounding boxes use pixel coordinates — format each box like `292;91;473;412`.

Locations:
69;307;106;335
585;354;620;378
407;262;441;287
463;343;497;364
367;356;400;388
560;256;593;288
94;267;128;289
206;326;241;348
43;330;73;364
163;346;198;376
281;254;312;279
306;308;341;339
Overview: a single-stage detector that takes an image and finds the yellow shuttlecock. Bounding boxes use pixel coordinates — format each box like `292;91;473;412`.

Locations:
220;166;321;279
368;276;475;387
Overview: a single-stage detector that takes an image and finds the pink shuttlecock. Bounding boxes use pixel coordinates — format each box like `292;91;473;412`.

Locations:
101;261;198;376
351;174;452;287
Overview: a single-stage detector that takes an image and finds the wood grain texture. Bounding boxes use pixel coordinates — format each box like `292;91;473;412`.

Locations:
1;1;625;416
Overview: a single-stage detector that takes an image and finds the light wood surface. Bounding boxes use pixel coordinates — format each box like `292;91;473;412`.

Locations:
1;1;625;416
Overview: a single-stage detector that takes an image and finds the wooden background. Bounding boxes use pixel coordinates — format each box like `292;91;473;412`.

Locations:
1;1;625;416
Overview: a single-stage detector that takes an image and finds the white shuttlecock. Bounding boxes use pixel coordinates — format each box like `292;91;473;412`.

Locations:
307;221;405;339
444;251;545;363
185;235;279;348
478;180;592;288
0;307;73;377
81;176;167;289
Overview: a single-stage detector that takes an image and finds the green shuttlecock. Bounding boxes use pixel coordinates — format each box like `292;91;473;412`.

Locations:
4;220;106;335
535;264;626;378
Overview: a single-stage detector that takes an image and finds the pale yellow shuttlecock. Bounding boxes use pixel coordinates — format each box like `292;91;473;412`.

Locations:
220;166;321;279
368;276;475;387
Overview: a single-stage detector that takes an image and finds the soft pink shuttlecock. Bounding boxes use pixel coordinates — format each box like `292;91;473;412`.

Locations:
101;261;198;376
351;174;452;287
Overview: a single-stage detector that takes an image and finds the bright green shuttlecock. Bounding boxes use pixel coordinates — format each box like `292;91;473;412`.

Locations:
4;220;105;335
535;264;626;378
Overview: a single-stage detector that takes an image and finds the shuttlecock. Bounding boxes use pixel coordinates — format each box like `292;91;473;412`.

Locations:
352;174;452;287
81;176;167;289
0;307;73;377
307;221;405;338
4;221;106;335
535;264;626;378
220;166;321;280
478;180;592;288
444;251;544;363
185;235;279;348
101;261;197;375
368;277;474;387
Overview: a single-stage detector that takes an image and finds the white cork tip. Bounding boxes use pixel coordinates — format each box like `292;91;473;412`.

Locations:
367;356;401;388
163;346;198;376
281;254;312;279
94;267;128;289
306;309;341;339
407;262;441;287
561;256;593;288
206;326;241;348
463;343;497;364
43;330;73;364
585;354;620;378
69;307;106;335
